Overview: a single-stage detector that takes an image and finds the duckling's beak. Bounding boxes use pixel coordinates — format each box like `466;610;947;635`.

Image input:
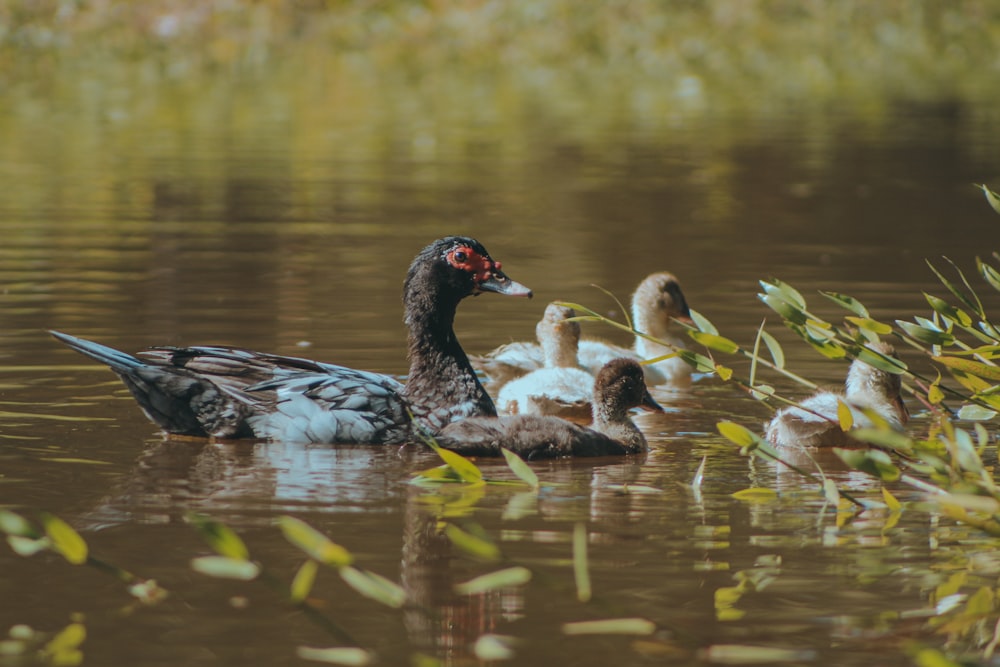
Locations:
894;394;909;424
639;387;665;413
478;269;533;298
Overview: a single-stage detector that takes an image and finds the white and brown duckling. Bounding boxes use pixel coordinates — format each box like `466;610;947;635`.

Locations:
472;271;694;387
495;303;595;422
764;341;909;449
436;358;663;460
51;236;532;444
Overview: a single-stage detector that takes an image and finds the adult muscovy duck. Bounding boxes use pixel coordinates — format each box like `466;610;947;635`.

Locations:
435;358;663;459
51;236;532;444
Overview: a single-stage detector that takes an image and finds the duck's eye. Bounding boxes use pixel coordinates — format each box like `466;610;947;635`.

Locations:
454;250;468;263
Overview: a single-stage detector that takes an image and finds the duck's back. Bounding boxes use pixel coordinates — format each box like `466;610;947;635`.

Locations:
435;416;630;459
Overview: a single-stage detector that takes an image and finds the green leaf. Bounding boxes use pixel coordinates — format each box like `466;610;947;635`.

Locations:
454;567;532;595
187;514;249;560
822;479;840;505
7;535;50;557
41;622;86;666
500;448;539;488
296;646;373;666
716;422;758;448
291;559;319;603
820;291;869;317
573;523;591;603
933;355;1000;381
758;293;808;325
473;635;519;662
897;320;955;346
853;345;907;374
190;556;260;580
675;349;716;373
688;308;718;335
833;448;900;481
925;293;973;327
836;400;853;431
40;513;88;565
424;439;483;484
844;316;892;335
0;511;37;538
702;645;817;664
849;428;913;453
977;257;1000;293
561;618;656;636
957;404;998;421
731;488;778;501
760;330;785;369
882;487;902;512
339;567;406;608
978;183;1000;215
760;279;806;309
444;523;500;562
687;331;740;354
279;516;353;568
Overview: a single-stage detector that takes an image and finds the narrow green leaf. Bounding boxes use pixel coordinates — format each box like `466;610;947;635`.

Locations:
760;330;785;369
279;516;353;568
688;331;740;354
454;567;532;595
561;618;656;636
500;448;539;489
849;428;913;453
40;513;88;565
957;404;998;421
897;320;955;346
573;523;591;603
833;448;900;481
291;559;319;603
473;634;519;662
820;291;869;317
702;645;817;664
688;308;718;335
731;488;778;501
716;422;758;448
424;439;483;483
854;345;907;374
187;514;249;561
978;183;1000;215
822;479;840;505
763;279;806;309
925;293;973;327
844;316;892;335
933;355;1000;381
926;259;983;317
758;293;808;325
0;511;37;538
675;349;717;373
339;567;406;608
977;257;1000;293
296;646;373;666
882;487;902;512
444;523;500;562
7;535;49;557
190;556;260;580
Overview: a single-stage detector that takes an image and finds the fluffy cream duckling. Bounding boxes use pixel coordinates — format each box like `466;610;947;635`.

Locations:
472;272;694;387
764;342;909;449
495;303;595;421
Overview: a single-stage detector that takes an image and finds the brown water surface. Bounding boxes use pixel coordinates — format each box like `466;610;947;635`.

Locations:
2;82;1000;666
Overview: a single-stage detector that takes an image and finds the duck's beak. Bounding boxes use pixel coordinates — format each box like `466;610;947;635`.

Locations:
478;269;533;298
639;387;665;413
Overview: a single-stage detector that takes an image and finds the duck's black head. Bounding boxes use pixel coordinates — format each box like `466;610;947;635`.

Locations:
405;236;533;305
595;358;664;415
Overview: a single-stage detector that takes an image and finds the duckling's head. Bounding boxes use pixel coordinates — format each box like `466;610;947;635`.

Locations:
535;303;581;367
631;272;693;334
593;358;664;419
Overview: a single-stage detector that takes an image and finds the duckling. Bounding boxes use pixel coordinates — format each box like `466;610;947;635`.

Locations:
435;358;663;459
495;303;595;421
472;272;694;387
764;341;909;449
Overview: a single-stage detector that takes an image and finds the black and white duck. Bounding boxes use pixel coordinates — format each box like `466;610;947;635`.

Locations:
51;236;532;444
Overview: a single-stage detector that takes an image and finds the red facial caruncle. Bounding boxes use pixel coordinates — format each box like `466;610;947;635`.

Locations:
446;245;497;284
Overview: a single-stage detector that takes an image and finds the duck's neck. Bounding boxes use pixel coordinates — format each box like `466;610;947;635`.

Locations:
401;280;496;430
591;399;647;453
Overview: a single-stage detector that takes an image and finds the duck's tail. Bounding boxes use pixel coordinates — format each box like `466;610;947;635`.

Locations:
50;330;252;438
50;330;145;373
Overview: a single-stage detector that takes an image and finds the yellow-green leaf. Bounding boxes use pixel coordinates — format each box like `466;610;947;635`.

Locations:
339;567;406;608
882;487;902;512
291;559;319;603
0;511;37;538
425;440;483;483
561;618;656;636
717;422;758;448
444;523;500;562
760;330;785;369
500;448;538;488
689;308;718;335
279;516;353;568
688;331;740;354
978;183;1000;215
454;567;532;595
186;514;249;560
190;556;260;580
573;523;591;603
296;646;373;666
41;513;88;565
836;399;853;431
715;365;733;381
933;355;1000;381
845;316;892;335
820;291;869;317
731;488;778;501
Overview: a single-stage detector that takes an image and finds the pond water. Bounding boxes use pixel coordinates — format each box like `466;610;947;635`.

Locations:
2;68;1000;666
